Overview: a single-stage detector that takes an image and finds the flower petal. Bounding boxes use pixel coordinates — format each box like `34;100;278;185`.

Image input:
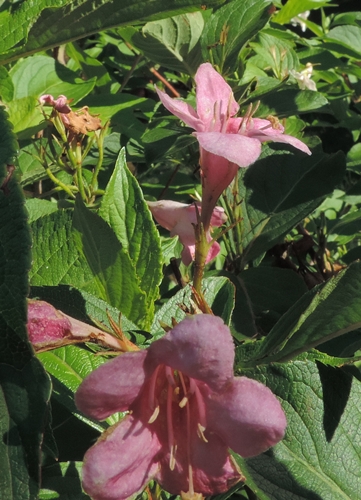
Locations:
156;423;242;495
75;350;149;420
247;119;311;155
206;377;287;457
156;87;203;131
82;416;161;500
195;132;262;168
148;315;234;390
195;63;239;131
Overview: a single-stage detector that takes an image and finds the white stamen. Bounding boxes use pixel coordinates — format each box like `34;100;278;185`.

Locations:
148;405;160;423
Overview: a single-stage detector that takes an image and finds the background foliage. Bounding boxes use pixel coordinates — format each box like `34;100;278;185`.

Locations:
1;0;361;498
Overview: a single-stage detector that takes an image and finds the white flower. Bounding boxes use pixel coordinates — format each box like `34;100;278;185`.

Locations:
290;63;317;92
291;10;310;32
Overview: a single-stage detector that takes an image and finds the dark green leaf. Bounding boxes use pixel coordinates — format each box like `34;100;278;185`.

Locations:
40;461;90;499
244;262;361;364
72;197;149;327
236;149;345;266
131;13;204;76
201;0;272;73
0;0;226;64
256;88;328;117
0;106;51;499
237;358;361;500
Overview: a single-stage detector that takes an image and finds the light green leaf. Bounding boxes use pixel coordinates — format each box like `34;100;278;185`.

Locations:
0;66;14;102
325;25;361;58
25;199;58;223
130;12;204;76
201;0;272;73
237;358;361;500
10;55;96;102
6;95;44;140
273;0;332;25
100;149;162;314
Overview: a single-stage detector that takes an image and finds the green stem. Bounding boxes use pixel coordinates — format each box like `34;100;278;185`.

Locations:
44;167;76;198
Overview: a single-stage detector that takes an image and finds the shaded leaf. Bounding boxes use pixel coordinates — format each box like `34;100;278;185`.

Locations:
237;357;361;500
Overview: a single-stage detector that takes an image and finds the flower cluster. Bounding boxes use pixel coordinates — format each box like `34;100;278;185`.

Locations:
75;314;287;500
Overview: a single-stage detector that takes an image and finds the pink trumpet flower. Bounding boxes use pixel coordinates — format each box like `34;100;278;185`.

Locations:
147;200;227;265
75;314;287;500
156;63;311;229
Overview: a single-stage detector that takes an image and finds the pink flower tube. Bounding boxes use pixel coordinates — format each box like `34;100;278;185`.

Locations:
156;63;311;229
148;200;227;265
75;314;287;500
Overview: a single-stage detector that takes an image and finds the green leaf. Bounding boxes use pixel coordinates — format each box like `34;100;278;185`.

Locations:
0;0;226;64
72;197;149;327
25;199;59;223
236;149;345;266
242;261;361;365
0;66;14;102
201;0;272;73
10;55;96;102
0;106;51;499
72;93;153;126
6;95;44;140
40;461;90;500
0;361;52;500
38;346;119;430
100;149;162;314
130;12;204;76
325;25;361;58
250;31;299;79
273;0;332;25
151;277;235;335
255;88;328;117
30;285;139;333
237;358;361;500
234;267;308;337
30;207;148;327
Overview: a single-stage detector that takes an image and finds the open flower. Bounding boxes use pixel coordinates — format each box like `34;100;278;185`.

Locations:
290;63;317;91
156;63;311;229
147;200;226;265
75;314;287;500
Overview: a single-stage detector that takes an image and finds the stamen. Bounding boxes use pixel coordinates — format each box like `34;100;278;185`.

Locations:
167;376;175;467
211;101;219;132
148;364;162;410
189;379;207;429
197;423;208;443
169;444;177;470
179;396;188;408
165;366;176;386
188;464;195;496
148;405;160;423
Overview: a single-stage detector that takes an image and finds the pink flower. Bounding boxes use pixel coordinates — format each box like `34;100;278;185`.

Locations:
147;200;226;265
156;63;311;229
27;300;126;352
39;94;72;114
75;314;287;500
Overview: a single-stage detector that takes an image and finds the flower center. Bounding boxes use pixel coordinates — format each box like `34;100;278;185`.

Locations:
147;364;208;495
